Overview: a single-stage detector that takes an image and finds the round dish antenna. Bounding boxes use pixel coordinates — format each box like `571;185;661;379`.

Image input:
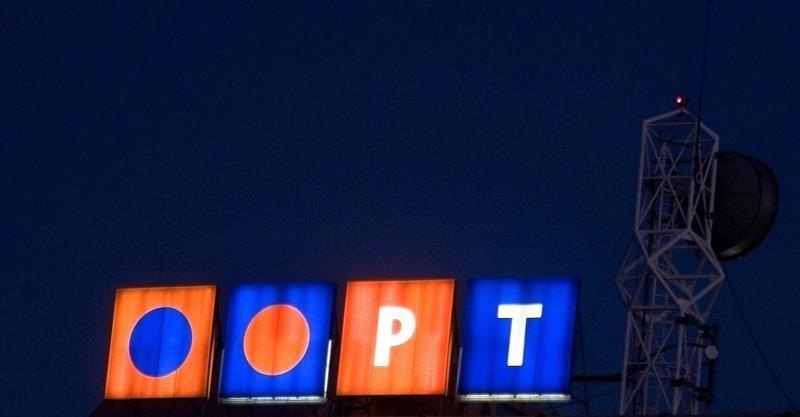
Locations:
711;151;779;261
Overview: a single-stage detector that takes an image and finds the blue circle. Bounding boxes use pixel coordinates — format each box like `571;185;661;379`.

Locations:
129;307;193;377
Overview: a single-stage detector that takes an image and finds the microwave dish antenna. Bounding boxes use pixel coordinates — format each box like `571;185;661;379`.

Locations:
711;151;779;261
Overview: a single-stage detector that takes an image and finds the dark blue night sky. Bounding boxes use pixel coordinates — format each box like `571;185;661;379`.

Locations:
2;2;799;416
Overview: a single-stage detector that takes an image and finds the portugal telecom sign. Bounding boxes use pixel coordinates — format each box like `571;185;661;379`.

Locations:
104;277;577;403
458;277;578;401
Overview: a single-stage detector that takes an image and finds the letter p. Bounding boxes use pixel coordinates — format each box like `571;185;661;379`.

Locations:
373;306;416;367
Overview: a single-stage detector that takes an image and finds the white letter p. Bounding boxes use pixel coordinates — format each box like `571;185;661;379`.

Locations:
373;306;416;367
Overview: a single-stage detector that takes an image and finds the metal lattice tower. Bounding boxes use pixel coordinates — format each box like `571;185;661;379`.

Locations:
617;108;725;415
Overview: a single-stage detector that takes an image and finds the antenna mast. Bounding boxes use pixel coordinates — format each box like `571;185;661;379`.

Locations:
616;107;724;415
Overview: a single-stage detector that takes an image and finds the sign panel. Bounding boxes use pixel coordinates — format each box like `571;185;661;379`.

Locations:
105;285;216;399
458;277;578;401
220;282;335;403
336;278;455;395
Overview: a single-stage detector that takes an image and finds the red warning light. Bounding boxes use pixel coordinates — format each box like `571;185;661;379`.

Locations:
675;96;688;107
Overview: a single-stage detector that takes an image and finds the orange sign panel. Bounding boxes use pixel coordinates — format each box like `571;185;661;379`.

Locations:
336;279;455;395
105;285;216;399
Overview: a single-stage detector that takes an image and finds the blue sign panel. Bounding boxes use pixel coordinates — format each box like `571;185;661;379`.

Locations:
458;277;578;401
220;282;335;402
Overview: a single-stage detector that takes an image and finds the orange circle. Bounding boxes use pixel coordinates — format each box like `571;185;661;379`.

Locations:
243;304;310;376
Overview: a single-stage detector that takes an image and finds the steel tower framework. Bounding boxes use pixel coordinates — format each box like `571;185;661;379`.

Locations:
617;108;724;415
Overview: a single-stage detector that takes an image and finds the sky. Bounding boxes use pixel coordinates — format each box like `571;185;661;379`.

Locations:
2;2;799;416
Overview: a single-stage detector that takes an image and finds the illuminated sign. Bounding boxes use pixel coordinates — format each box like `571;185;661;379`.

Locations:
458;277;577;401
103;277;578;403
220;283;335;403
105;285;216;399
336;278;455;395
